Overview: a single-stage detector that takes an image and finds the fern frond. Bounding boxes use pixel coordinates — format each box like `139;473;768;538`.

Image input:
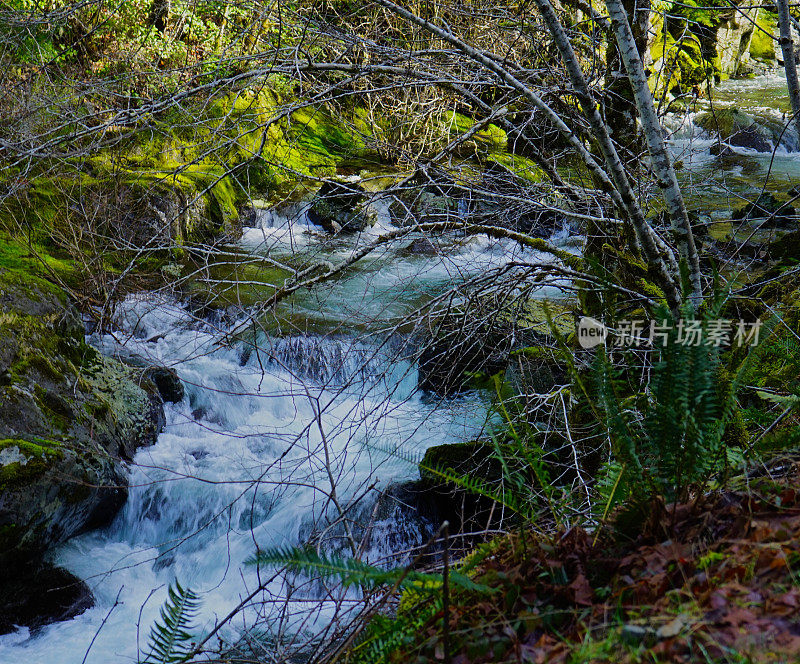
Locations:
143;581;201;664
248;546;493;593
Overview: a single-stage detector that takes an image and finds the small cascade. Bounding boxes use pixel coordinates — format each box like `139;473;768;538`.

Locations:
243;334;416;390
239;202;316;250
0;292;486;663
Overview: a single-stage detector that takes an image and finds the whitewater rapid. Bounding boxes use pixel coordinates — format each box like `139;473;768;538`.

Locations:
0;199;570;663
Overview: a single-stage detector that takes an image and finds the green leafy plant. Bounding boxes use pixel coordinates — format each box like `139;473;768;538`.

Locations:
595;303;755;506
142;581;201;664
248;545;492;593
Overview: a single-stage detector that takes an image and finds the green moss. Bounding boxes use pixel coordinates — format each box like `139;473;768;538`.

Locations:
486;153;544;183
0;236;77;295
187;253;294;307
442;111;507;152
750;10;776;61
649;13;723;94
0;438;62;489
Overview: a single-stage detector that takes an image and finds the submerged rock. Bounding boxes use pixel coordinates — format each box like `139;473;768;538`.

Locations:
733;192;796;228
0;269;164;633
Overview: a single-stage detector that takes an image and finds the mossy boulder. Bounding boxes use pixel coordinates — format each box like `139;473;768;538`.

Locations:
750;10;776;62
507;344;569;394
696;108;773;152
733;192;796;228
307;179;374;233
769;228;800;261
0;268;163;632
418;441;508;534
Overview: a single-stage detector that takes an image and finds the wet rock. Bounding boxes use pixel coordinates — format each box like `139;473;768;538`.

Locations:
142;366;184;403
696;108;773;152
729;125;773;152
506;344;569;395
512;207;562;238
401;237;441;256
0;566;93;635
0;269;163;625
709;142;736;157
733;192;796;228
389;190;462;227
418;330;511;396
307;179;372;233
770;228;800;260
112;351;185;404
416;441;537;536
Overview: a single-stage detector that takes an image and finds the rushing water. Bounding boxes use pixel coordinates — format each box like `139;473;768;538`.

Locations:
669;71;800;214
0;195;571;662
3;69;792;663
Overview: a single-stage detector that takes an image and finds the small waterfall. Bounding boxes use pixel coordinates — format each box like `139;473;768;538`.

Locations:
0;292;486;663
240;333;417;391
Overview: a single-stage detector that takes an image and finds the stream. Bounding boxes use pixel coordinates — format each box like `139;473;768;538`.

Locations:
0;194;567;662
0;70;796;663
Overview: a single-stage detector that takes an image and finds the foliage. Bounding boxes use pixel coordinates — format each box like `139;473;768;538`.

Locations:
142;581;201;664
595;302;749;504
249;545;493;594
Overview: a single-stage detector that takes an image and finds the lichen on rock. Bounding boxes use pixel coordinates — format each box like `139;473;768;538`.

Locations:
0;265;165;633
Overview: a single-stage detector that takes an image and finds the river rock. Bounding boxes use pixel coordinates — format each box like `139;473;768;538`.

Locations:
417;323;512;396
0;566;93;634
112;358;184;404
0;269;164;634
142;366;184;403
402;237;441;256
696;108;773;152
307;179;372;233
733;193;796;227
389;189;463;227
513;207;562;238
769;228;800;260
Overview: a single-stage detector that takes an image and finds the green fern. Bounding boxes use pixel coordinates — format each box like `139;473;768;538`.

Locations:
595;302;767;503
248;545;492;594
142;581;201;664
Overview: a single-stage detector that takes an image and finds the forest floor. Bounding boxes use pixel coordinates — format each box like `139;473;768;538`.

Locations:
386;455;800;664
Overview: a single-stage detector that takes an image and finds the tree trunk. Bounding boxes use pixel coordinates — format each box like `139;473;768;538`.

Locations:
605;0;702;305
529;0;683;310
776;0;800;148
603;0;650;152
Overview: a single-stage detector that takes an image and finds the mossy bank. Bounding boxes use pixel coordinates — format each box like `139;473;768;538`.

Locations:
0;261;166;633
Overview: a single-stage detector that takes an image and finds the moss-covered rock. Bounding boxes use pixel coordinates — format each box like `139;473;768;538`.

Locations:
307;178;374;233
696;107;774;151
733;192;796;227
650;0;766;95
418;441;508;534
750;10;776;62
417;320;513;396
0;266;163;632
